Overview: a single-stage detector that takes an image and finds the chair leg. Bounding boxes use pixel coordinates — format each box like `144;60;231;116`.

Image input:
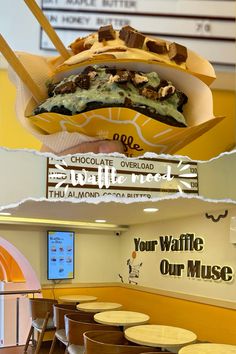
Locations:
34;331;44;354
49;334;58;354
24;326;34;352
34;312;50;354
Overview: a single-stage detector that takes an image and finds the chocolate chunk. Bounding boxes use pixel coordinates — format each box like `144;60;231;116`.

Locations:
47;82;57;97
84;43;92;50
168;42;187;63
158;85;176;100
69;38;92;54
156;80;169;91
69;38;84;54
119;25;137;41
140;87;159;100
146;40;167;54
124;97;132;107
98;25;116;42
75;74;90;90
54;81;76;95
82;66;96;75
81;68;97;80
131;73;148;86
116;70;131;83
105;67;117;76
126;31;145;49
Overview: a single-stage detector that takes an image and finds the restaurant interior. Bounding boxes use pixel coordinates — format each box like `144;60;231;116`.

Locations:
0;194;236;353
0;1;235;353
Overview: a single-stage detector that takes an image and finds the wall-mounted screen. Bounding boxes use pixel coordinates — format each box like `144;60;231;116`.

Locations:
47;230;75;280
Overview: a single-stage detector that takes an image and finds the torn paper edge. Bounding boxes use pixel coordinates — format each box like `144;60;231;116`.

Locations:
0;146;235;211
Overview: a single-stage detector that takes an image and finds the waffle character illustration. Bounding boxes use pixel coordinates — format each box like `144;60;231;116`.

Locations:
127;251;143;285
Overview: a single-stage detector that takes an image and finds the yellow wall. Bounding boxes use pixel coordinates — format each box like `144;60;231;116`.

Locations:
0;70;41;150
0;69;235;159
42;285;236;345
178;89;236;159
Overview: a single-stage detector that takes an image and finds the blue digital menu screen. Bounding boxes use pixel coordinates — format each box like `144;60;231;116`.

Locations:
47;230;75;280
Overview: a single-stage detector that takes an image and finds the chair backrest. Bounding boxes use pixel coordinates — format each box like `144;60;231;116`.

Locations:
53;304;79;329
65;313;119;346
55;303;77;310
29;298;58;319
83;331;161;354
53;304;95;329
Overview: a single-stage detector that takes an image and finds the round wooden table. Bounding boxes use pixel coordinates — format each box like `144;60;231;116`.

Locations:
77;301;122;313
58;294;97;304
124;324;197;353
94;310;150;327
179;343;236;354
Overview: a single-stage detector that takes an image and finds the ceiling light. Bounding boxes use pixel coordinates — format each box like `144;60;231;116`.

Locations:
95;219;107;223
143;208;159;213
0;212;11;216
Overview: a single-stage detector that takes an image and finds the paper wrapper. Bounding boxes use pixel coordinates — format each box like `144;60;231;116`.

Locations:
13;53;224;156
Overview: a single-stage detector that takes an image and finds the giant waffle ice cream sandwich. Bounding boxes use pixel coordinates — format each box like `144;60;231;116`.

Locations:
17;25;224;155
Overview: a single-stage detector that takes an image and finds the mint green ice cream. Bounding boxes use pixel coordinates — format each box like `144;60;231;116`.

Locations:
34;66;188;127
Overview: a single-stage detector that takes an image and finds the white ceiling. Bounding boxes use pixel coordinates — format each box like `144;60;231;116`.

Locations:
0;197;235;229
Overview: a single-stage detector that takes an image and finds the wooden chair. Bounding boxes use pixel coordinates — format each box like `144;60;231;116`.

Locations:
49;304;94;354
83;330;164;354
65;313;120;354
24;298;57;354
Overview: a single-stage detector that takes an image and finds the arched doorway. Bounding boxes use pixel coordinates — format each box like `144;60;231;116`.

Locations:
0;246;25;282
0;237;41;347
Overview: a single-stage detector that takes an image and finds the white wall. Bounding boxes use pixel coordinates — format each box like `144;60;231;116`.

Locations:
119;207;236;302
0;0;48;57
0;149;46;207
0;227;120;284
76;232;121;283
198;152;236;201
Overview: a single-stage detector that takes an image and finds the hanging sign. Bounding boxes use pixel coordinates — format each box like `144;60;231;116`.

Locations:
46;155;198;200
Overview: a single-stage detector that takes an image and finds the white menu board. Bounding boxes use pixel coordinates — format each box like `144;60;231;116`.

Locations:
47;155;198;200
40;0;235;65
